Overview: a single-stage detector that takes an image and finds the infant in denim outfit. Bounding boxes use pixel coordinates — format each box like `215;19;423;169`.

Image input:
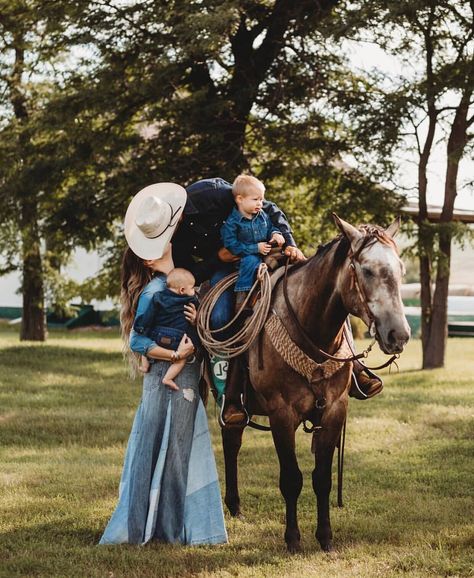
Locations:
134;268;199;390
220;175;285;308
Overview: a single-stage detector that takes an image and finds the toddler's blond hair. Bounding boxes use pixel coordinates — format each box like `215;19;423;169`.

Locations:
232;174;265;198
167;268;195;291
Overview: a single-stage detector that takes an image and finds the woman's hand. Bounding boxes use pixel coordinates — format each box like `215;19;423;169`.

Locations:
184;302;197;326
177;334;195;358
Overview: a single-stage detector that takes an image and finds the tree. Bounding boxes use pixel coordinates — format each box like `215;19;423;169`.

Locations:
345;0;474;368
0;1;107;339
0;0;405;325
64;0;401;252
0;1;69;340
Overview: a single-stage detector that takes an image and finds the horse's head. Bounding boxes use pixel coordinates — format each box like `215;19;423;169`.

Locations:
334;215;411;355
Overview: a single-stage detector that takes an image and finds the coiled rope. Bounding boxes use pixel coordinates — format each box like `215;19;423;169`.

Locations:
197;265;272;358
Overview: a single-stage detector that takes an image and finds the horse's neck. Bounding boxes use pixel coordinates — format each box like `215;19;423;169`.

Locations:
287;247;349;352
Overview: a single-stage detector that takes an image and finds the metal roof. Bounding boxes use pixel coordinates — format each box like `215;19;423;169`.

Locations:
402;201;474;223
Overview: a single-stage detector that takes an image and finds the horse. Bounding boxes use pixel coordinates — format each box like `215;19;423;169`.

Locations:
221;215;411;553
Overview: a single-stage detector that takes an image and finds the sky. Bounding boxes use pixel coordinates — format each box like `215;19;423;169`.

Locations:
345;41;474;212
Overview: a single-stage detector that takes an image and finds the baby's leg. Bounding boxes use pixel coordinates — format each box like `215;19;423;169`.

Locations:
139;355;151;373
162;359;187;391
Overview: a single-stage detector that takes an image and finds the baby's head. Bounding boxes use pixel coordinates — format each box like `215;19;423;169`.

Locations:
167;268;196;297
232;174;265;216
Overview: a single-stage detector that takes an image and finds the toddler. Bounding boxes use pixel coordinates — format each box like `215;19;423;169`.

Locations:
220;175;285;309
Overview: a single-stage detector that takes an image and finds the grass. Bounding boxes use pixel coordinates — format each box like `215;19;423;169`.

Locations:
0;326;473;577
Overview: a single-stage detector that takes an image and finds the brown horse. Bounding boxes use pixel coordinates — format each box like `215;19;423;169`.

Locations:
221;216;411;553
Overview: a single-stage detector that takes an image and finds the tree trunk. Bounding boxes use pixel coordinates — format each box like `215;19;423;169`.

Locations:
10;36;46;340
417;107;437;363
20;196;46;341
421;90;471;368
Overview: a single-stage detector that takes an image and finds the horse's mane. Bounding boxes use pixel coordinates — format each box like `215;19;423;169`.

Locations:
289;224;398;274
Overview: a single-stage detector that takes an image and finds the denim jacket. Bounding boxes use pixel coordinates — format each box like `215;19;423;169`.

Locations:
220;207;280;257
129;274;167;356
133;287;200;349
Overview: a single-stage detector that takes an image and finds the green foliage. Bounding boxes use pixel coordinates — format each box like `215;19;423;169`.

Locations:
9;0;469;308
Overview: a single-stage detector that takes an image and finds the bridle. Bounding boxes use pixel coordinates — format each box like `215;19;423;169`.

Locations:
282;231;400;370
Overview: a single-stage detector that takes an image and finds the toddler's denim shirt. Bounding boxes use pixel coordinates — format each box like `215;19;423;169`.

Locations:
220;207;280;256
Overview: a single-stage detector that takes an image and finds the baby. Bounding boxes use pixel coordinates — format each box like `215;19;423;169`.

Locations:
220;174;285;310
134;268;199;391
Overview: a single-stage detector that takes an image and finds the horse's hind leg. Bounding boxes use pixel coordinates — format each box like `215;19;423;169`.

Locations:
271;415;303;553
221;426;244;516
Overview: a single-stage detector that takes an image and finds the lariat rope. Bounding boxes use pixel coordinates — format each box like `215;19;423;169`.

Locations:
196;264;273;358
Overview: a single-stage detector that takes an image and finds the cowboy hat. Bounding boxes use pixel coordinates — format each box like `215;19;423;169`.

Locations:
124;182;186;259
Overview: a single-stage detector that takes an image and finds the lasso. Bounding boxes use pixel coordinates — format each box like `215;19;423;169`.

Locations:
197;265;272;358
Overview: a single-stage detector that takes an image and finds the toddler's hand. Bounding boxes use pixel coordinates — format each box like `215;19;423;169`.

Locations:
258;242;272;255
270;233;285;247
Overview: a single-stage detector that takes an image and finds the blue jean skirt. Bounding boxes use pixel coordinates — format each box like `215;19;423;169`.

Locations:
99;358;227;545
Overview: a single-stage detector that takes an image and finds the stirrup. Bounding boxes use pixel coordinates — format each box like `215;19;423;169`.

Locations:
218;394;249;428
349;373;368;400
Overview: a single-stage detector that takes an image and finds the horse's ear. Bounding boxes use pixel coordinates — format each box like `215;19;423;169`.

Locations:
332;213;363;246
385;216;401;238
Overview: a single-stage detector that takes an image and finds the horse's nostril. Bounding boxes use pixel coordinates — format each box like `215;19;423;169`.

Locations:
388;329;396;344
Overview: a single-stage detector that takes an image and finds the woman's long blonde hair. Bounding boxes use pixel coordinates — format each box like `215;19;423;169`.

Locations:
120;247;153;377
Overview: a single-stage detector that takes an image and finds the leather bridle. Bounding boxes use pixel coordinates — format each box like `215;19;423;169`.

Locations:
282;232;399;370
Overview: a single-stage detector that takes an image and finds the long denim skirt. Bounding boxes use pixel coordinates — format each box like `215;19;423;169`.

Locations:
99;358;227;546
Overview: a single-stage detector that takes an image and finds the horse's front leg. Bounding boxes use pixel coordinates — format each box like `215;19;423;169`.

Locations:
312;397;347;552
270;412;303;553
221;426;244;517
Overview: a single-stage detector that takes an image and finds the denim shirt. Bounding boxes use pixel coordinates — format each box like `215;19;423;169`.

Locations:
129;274;167;356
220;207;280;257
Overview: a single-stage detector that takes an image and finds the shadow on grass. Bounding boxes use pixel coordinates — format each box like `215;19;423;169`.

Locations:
0;345;138;448
0;520;295;578
0;345;121;377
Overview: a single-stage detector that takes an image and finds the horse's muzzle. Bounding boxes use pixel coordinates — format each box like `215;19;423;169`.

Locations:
376;323;411;355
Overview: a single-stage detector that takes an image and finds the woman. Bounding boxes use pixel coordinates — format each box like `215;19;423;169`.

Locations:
99;183;227;546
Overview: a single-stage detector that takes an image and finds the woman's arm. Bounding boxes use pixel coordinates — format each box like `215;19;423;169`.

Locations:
147;334;195;360
129;276;168;356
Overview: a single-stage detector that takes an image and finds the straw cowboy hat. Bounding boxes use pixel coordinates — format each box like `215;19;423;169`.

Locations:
124;182;186;259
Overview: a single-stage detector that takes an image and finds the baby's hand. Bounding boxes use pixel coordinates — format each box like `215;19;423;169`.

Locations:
258;242;272;255
270;232;285;247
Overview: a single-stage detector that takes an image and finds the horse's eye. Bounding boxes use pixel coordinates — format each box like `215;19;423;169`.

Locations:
362;267;374;278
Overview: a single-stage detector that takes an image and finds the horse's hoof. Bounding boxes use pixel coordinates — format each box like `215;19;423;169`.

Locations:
286;541;302;554
320;541;333;553
227;506;242;518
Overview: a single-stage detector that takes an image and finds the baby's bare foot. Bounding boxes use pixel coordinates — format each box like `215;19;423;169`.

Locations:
163;378;179;391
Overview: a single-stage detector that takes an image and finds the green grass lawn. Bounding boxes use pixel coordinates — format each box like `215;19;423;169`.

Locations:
0;327;473;577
